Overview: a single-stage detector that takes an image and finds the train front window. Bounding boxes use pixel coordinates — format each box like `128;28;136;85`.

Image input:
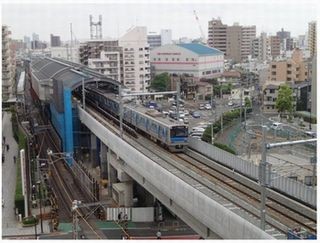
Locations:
170;126;188;137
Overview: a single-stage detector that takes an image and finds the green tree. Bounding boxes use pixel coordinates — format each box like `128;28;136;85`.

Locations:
150;73;170;91
275;85;293;117
244;97;252;108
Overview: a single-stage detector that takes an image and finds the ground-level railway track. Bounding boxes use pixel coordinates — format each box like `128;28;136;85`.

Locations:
83;97;316;239
42;129;105;239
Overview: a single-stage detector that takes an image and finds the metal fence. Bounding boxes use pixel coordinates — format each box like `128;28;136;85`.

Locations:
189;138;316;207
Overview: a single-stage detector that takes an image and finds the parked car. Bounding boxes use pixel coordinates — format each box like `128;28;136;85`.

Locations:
270;122;283;130
228;101;234;106
304;131;317;138
191;111;201;118
183;117;189;124
199;104;205;110
191;127;205;133
205;104;212;110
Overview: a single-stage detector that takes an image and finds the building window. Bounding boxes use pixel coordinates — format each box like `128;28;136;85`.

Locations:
177;58;179;61
186;58;189;61
287;71;292;74
272;72;276;75
172;58;175;61
153;58;156;61
269;89;275;93
166;58;168;61
272;65;276;68
287;64;292;68
158;58;161;61
191;58;195;61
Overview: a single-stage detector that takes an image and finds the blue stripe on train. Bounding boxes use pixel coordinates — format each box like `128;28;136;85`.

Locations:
171;137;188;143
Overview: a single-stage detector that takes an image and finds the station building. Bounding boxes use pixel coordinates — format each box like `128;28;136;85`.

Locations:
150;43;224;80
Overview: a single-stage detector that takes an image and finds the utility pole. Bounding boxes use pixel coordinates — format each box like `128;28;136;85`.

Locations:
244;106;247;130
220;85;223;133
119;85;124;138
70;23;73;62
82;78;86;109
240;86;243;127
176;76;181;122
260;125;267;230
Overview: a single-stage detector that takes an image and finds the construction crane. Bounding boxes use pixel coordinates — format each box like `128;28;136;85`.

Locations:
193;10;206;44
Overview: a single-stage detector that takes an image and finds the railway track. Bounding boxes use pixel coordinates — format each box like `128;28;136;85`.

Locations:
81;97;317;239
44;131;105;239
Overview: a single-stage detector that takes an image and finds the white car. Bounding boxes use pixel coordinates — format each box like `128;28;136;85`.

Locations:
205;104;212;110
228;101;233;106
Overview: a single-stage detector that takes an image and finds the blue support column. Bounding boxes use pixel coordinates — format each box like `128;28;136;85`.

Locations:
63;88;74;166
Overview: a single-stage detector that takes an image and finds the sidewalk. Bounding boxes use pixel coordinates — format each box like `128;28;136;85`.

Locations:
2;111;52;238
2;111;19;233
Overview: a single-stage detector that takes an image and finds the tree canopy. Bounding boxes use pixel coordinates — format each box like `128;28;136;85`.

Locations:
244;97;252;108
275;84;293;114
150;73;170;92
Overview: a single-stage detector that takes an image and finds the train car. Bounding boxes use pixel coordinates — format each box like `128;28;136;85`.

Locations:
85;87;188;152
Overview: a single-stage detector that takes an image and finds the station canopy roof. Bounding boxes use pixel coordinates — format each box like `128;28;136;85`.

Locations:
30;56;120;90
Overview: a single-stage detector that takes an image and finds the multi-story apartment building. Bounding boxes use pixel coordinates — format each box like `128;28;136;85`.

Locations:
160;29;172;45
269;36;281;59
119;26;150;92
269;48;308;82
251;32;269;62
241;25;256;60
209;18;256;62
79;40;123;82
79;27;151;92
276;28;291;42
208;18;227;54
147;33;161;49
308;21;317;57
147;29;173;50
2;25;15;101
226;24;242;63
88;51;121;82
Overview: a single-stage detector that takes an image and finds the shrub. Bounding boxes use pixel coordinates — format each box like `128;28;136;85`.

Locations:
22;216;38;226
214;142;237;155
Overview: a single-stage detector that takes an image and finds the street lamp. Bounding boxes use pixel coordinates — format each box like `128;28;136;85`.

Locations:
37;180;43;233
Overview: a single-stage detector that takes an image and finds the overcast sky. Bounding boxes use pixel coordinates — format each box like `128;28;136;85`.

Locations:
1;0;319;42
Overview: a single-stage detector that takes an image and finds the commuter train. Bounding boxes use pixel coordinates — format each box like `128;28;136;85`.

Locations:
84;87;188;152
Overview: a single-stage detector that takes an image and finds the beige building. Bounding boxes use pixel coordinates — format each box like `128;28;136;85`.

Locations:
308;21;317;57
269;36;281;58
2;25;15;101
226;25;242;63
241;26;256;60
208;18;227;54
269;49;308;82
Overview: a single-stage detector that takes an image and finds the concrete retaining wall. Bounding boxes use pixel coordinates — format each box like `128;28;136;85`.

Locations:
189;137;316;208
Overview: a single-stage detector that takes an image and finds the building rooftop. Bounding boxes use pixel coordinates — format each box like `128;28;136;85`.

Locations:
177;43;223;56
